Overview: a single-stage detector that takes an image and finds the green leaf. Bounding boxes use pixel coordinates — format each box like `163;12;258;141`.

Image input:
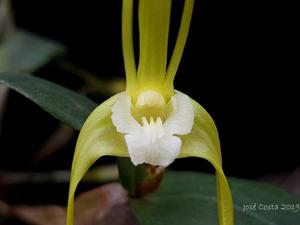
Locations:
0;29;65;73
131;171;300;225
0;73;96;130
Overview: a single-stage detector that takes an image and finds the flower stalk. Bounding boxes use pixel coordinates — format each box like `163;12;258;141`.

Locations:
116;157;148;196
117;157;164;197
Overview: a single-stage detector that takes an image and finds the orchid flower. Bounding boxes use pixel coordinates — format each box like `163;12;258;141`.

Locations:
67;0;234;225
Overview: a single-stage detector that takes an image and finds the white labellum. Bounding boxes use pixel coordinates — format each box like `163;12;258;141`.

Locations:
111;91;194;167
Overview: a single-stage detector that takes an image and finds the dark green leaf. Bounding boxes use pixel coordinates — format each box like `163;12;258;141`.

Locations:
131;171;300;225
0;29;65;73
0;73;96;130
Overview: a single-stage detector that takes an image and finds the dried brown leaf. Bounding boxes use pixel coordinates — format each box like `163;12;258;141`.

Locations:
0;183;139;225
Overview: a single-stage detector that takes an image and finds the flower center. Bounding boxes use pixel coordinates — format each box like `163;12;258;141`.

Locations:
111;91;194;167
132;91;169;124
136;91;165;106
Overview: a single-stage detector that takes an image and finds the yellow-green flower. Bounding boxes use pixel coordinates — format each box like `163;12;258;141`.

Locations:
67;0;234;225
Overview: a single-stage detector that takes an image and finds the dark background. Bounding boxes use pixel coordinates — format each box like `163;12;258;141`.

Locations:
0;0;298;207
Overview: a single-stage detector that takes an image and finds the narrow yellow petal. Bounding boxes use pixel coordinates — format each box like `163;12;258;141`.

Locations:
66;93;129;225
122;0;137;96
179;99;234;225
137;0;171;90
165;0;194;93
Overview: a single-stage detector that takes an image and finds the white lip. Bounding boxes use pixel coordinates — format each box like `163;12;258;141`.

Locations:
111;91;194;167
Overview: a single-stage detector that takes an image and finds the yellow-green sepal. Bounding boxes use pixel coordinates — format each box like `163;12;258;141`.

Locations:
136;0;171;98
179;99;234;225
66;93;129;225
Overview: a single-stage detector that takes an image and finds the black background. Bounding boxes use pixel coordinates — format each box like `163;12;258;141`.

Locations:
1;0;298;182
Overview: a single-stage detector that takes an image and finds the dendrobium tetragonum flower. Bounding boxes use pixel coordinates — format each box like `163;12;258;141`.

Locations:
67;0;234;225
